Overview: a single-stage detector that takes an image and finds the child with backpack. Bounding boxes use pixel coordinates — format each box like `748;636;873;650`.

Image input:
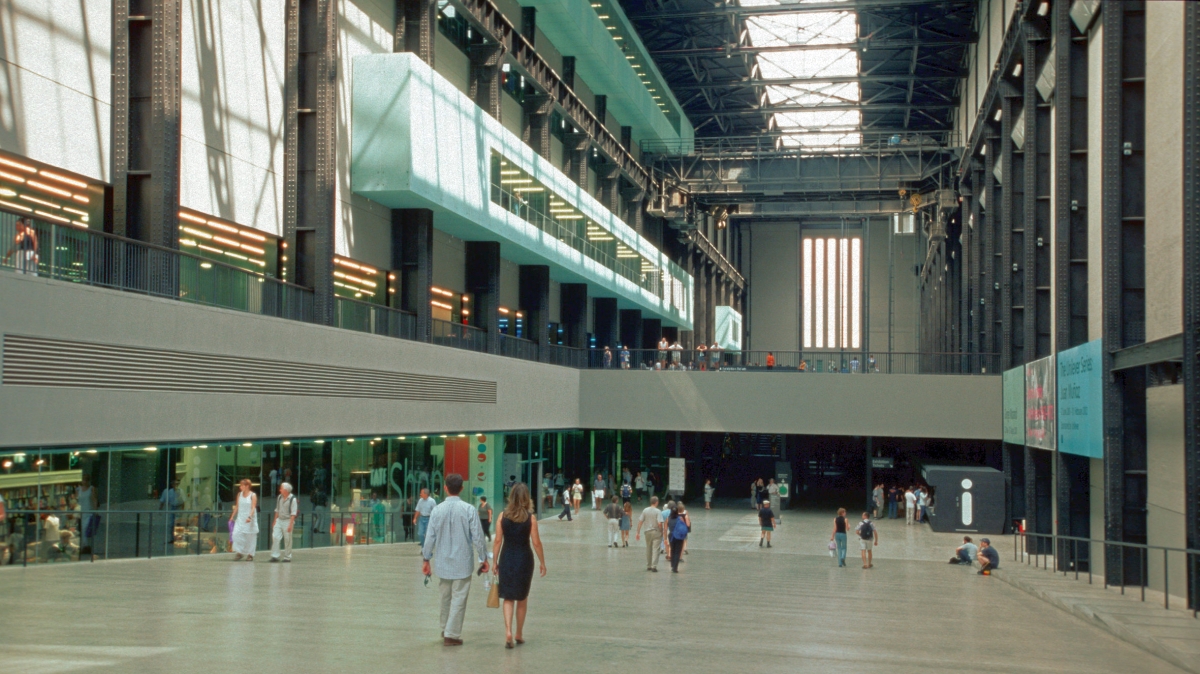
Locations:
855;512;878;568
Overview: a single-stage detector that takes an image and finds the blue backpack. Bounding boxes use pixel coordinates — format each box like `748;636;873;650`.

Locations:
671;515;689;540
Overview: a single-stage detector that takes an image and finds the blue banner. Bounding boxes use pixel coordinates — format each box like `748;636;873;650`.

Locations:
1056;340;1103;458
1002;367;1025;444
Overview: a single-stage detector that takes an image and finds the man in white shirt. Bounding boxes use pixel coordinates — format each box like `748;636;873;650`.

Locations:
415;489;437;545
421;474;488;646
270;482;298;562
904;488;917;525
636;497;663;572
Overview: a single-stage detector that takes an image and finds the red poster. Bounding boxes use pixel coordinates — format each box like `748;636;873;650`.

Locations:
444;437;470;478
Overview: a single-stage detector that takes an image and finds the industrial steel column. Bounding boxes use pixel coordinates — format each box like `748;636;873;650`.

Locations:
563;133;590;190
1025;19;1052;361
520;265;551;361
469;45;504;120
393;209;433;341
593;298;619;350
560;284;588;350
111;0;182;294
285;0;338;324
984;137;999;359
395;0;436;64
1002;81;1023;368
619;310;643;359
466;242;501;353
623;188;645;235
1182;0;1200;612
523;95;554;161
1057;0;1091;351
1102;1;1148;586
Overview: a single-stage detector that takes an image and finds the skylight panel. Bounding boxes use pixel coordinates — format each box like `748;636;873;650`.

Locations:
739;0;861;148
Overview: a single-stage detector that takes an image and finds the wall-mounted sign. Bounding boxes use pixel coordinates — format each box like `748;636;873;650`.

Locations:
1025;355;1056;450
1002;366;1025;444
668;457;685;493
1057;340;1104;458
870;457;894;470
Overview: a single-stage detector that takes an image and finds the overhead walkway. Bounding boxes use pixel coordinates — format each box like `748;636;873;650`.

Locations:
0;271;998;447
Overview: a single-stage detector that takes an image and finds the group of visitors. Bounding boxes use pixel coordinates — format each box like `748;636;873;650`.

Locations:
949;535;1000;575
227;478;297;564
600;345;633;369
750;478;784;521
829;508;880;568
633;496;691;573
876;483;932;524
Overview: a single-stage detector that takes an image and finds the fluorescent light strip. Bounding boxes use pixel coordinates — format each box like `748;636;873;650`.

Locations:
19;194;59;209
39;170;88;189
0;157;36;173
0;170;26;183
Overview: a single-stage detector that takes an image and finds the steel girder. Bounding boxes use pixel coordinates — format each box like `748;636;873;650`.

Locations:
627;0;966;21
111;0;183;298
1024;22;1053;362
652;147;957;200
1000;88;1017;370
447;0;653;193
1182;0;1200;611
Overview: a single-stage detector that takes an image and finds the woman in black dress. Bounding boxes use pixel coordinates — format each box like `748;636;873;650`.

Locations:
491;482;547;648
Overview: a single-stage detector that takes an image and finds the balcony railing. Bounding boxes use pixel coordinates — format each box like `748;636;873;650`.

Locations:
497;333;539;362
1;216;313;322
0;216;1002;377
335;296;416;340
587;349;1000;375
431;318;488;353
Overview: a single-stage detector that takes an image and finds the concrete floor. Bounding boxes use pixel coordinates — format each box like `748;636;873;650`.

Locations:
0;504;1186;673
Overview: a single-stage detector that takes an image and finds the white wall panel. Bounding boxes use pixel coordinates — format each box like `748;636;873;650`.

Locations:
432;227;466;291
180;0;285;236
1143;1;1184;341
0;0;110;181
337;0;394;261
746;223;799;351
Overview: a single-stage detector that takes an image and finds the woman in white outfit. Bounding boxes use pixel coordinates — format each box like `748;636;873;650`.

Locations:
229;479;259;561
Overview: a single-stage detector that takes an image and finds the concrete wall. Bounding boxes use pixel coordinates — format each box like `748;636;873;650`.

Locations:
0;0;111;182
432;228;466;291
1142;0;1186;600
579;370;1002;439
746;223;799;351
0;273;579;448
745;220;919;353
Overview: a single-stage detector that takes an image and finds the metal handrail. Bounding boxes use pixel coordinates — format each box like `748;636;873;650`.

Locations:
334;296;416;340
1016;531;1200;617
1;507;419;567
587;349;1000;375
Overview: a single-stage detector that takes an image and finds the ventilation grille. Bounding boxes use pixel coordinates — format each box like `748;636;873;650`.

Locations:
2;334;496;404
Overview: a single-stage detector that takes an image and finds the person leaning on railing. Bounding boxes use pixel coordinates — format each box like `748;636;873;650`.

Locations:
3;217;39;275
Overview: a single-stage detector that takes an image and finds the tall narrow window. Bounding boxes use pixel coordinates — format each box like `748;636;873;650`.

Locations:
802;238;813;348
813;238;825;348
801;234;862;349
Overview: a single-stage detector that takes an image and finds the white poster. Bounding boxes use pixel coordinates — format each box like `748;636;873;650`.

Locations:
668;457;685;493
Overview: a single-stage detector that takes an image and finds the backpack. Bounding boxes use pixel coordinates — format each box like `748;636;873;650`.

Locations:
621;484;632;499
858;520;875;540
671;516;689;540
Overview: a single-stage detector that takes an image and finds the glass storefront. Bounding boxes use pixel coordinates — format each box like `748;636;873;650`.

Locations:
0;430;673;566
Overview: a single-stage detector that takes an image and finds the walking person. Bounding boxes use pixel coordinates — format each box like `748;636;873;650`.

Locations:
592;473;606;510
492;483;547;648
667;503;690;573
478;496;493;541
703;479;715;510
76;474;99;553
767;479;781;523
872;483;883;519
229;479;259;561
659;500;675;563
602;345;613;369
917;486;929;523
603;496;622;548
830;508;849;567
758;500;775;548
856;512;878;568
415;488;437;545
421;474;489;646
557;486;573;521
904;487;916;525
620;500;632;547
634;472;646;502
887;485;900;519
269;482;297;562
749;479;758;509
636;496;663;572
571;479;583;514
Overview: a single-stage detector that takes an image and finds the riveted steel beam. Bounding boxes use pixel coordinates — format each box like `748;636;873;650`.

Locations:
1182;0;1200;612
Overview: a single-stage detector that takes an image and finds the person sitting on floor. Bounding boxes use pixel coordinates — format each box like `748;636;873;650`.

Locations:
977;537;999;575
949;536;977;565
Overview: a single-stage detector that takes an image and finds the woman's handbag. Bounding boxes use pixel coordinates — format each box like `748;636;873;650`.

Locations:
487;549;501;608
828;540;837;557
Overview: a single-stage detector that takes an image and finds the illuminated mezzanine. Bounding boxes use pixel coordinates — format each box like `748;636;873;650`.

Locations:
350;53;691;328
